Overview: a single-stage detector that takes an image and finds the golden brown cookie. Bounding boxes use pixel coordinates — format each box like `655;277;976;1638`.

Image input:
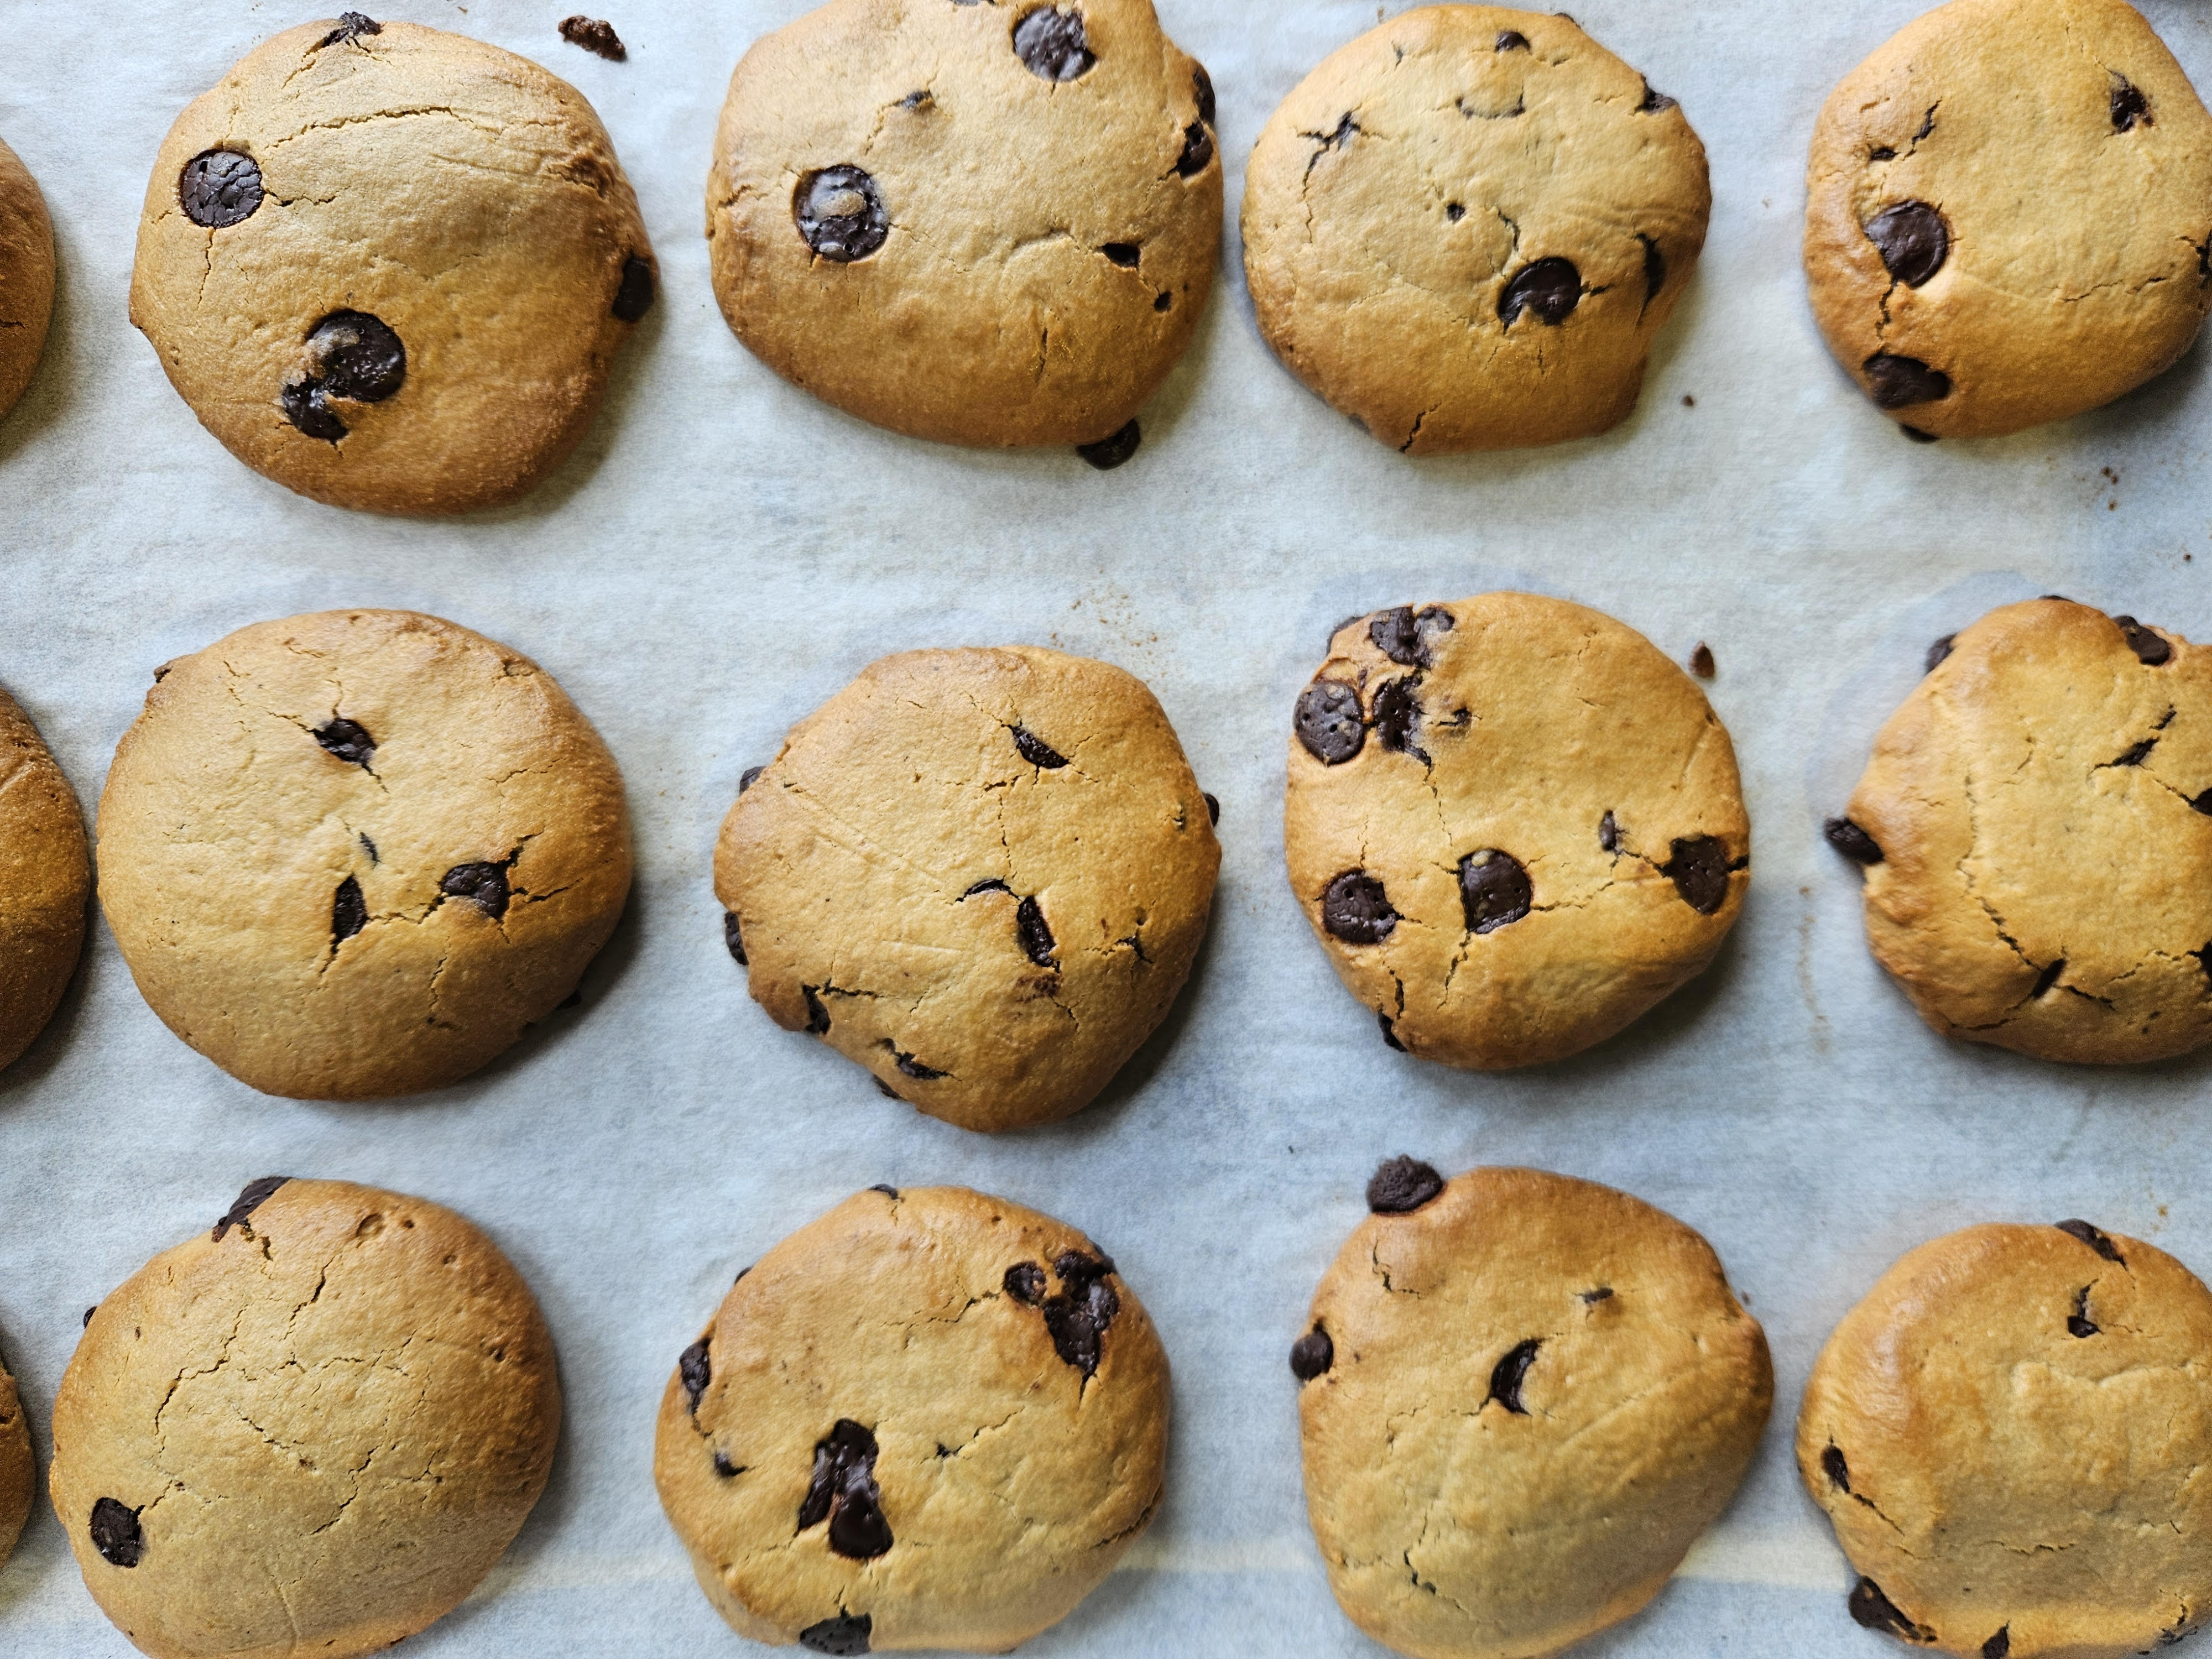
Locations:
706;0;1220;455
131;13;656;515
0;1335;30;1573
0;133;54;422
1243;7;1709;453
0;684;88;1072
655;1185;1168;1654
716;646;1219;1132
1805;0;2212;438
1831;597;2212;1063
97;609;632;1099
1798;1220;2212;1656
1285;594;1748;1068
51;1177;560;1659
1295;1161;1771;1659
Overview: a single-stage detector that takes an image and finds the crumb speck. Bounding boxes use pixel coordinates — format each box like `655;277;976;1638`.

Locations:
560;14;625;59
1689;643;1715;679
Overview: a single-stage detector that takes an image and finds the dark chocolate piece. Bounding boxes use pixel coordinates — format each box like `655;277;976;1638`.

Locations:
211;1176;291;1243
1366;1156;1444;1215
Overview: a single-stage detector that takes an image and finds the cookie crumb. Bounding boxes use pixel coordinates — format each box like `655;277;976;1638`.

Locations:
1682;394;1695;407
1689;642;1715;679
560;15;627;59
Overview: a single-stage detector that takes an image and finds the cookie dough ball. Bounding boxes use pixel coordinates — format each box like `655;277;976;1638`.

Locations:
716;646;1219;1131
97;609;632;1099
656;1185;1168;1654
51;1178;559;1659
1296;1161;1771;1659
0;134;54;422
1833;598;2212;1063
1243;8;1709;454
131;14;656;515
1285;593;1748;1068
0;1338;30;1572
0;685;88;1072
1806;0;2212;439
1799;1220;2212;1656
707;0;1220;450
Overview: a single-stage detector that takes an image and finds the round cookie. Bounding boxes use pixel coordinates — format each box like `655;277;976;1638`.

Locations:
0;133;54;422
1243;7;1709;454
1285;593;1749;1069
51;1178;559;1659
1805;0;2212;439
655;1185;1168;1655
132;14;656;515
1832;597;2212;1064
1799;1220;2212;1656
716;646;1219;1132
97;609;632;1099
706;0;1220;452
0;684;89;1072
0;1335;30;1572
1295;1161;1772;1659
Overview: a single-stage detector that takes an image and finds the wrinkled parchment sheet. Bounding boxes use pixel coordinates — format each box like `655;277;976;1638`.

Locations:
6;0;2212;1652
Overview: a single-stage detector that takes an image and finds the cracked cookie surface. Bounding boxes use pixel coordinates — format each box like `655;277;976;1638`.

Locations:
1840;597;2212;1063
97;609;632;1099
1285;592;1747;1069
1805;0;2212;439
654;1185;1168;1653
1242;6;1709;454
715;646;1218;1131
0;133;54;422
50;1177;560;1659
0;684;88;1073
0;1337;29;1572
706;0;1220;448
131;17;656;515
1798;1222;2212;1657
1296;1163;1771;1659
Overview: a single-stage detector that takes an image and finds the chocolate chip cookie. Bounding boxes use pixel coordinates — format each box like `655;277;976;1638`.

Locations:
132;14;656;515
0;133;54;422
1799;1220;2212;1656
51;1178;560;1659
1296;1161;1771;1659
0;1336;29;1572
1285;593;1749;1068
707;0;1220;451
1833;597;2212;1063
656;1185;1168;1655
97;609;632;1099
1806;0;2212;439
1243;7;1710;453
1;684;88;1072
716;646;1219;1131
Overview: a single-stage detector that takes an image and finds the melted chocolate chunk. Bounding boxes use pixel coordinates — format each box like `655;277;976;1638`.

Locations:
1077;419;1143;469
1864;353;1952;409
1824;817;1883;865
1866;201;1949;288
869;1184;899;1198
1378;1010;1406;1051
1641;234;1666;305
1040;1252;1120;1376
89;1498;144;1568
1004;1261;1048;1305
679;1337;711;1412
211;1176;291;1243
2115;739;2156;768
1371;677;1425;759
1011;726;1068;768
1487;1339;1540;1413
1203;792;1219;825
1500;257;1582;326
1368;604;1455;667
803;987;831;1035
1850;1578;1932;1641
1984;1628;2011;1659
2114;615;2173;666
1598;811;1620;853
2112;76;2152;133
314;717;374;766
740;766;765;793
1101;242;1140;268
332;875;368;946
794;166;889;262
317;12;382;48
2031;959;2066;999
1366;1156;1444;1214
2056;1219;2126;1264
613;255;655;321
441;862;510;920
1927;634;1956;672
1290;1327;1333;1381
1014;7;1094;80
559;14;625;59
1296;679;1366;765
2068;1286;2099;1339
1176;120;1215;177
1460;849;1532;934
1822;1444;1851;1491
281;311;407;440
713;1452;743;1478
1015;896;1057;966
798;1420;893;1559
1663;836;1734;914
179;150;263;228
1496;29;1529;50
800;1615;873;1656
1321;872;1397;945
724;912;747;965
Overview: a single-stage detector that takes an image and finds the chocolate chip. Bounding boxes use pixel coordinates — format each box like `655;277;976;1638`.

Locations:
1822;1444;1851;1491
724;912;747;965
1637;81;1677;113
1153;293;1173;311
1983;1628;2011;1659
1689;642;1715;679
679;1337;711;1412
869;1184;899;1198
88;1499;144;1568
281;311;406;441
332;875;367;946
962;879;1011;899
1290;1327;1333;1381
1176;121;1215;177
1926;634;1955;672
891;1047;946;1080
83;1306;96;1327
2056;1219;2125;1263
804;987;831;1034
2195;790;2212;816
1015;896;1057;966
1495;29;1528;50
2067;1285;2100;1339
1864;353;1950;409
739;766;766;794
2030;958;2066;999
1641;234;1666;305
1598;811;1620;853
179;150;263;228
1014;6;1094;80
559;14;625;59
1037;1253;1120;1378
1580;1286;1613;1303
1447;202;1466;222
1902;425;1940;443
613;255;655;321
1371;677;1426;760
1663;836;1734;914
1366;1156;1444;1214
2113;615;2173;666
1500;257;1582;326
1101;242;1140;268
713;1452;743;1478
797;1419;892;1559
794;166;889;262
2115;739;2156;767
211;1176;291;1243
315;718;374;766
1296;679;1366;765
1009;726;1070;772
1004;1261;1048;1304
1321;872;1397;945
1487;1339;1540;1413
1866;201;1949;287
800;1614;872;1656
1369;604;1455;667
1460;849;1532;934
317;12;382;48
1824;817;1882;865
2112;76;2152;133
1378;1010;1405;1051
440;862;510;921
1870;145;1898;162
1076;419;1142;469
280;380;348;442
1849;1578;1932;1641
1203;792;1219;825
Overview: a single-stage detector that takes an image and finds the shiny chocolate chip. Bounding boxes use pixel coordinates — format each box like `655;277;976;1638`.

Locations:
180;150;263;228
317;12;382;48
795;166;889;262
1369;604;1454;667
1598;811;1620;852
1015;896;1057;966
281;311;406;441
803;987;831;1035
797;1419;893;1559
2112;76;2152;133
314;718;375;766
1824;818;1882;865
1487;1339;1540;1413
2068;1286;2099;1339
2113;615;2172;666
1926;634;1955;671
1864;353;1950;409
1193;64;1216;126
1203;792;1219;824
1321;872;1397;945
2056;1219;2125;1263
740;766;766;793
1849;1578;1931;1641
211;1176;291;1243
1290;1327;1333;1381
1004;1261;1048;1304
441;862;510;920
1176;121;1215;177
1011;726;1068;768
1014;7;1094;80
1866;201;1949;287
1496;29;1528;50
1663;836;1734;913
1460;849;1532;934
613;255;656;321
332;876;367;946
1077;419;1142;469
1371;677;1425;759
1039;1252;1120;1376
1500;257;1582;326
800;1615;873;1656
1822;1445;1851;1491
1366;1156;1443;1214
1296;679;1365;765
89;1499;144;1568
891;1047;946;1081
724;912;747;965
679;1337;711;1412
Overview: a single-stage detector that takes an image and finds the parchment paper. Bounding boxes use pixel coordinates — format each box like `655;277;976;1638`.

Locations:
7;0;2212;1652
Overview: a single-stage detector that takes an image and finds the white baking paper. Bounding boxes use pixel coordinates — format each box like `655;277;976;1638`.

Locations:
6;0;2212;1652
